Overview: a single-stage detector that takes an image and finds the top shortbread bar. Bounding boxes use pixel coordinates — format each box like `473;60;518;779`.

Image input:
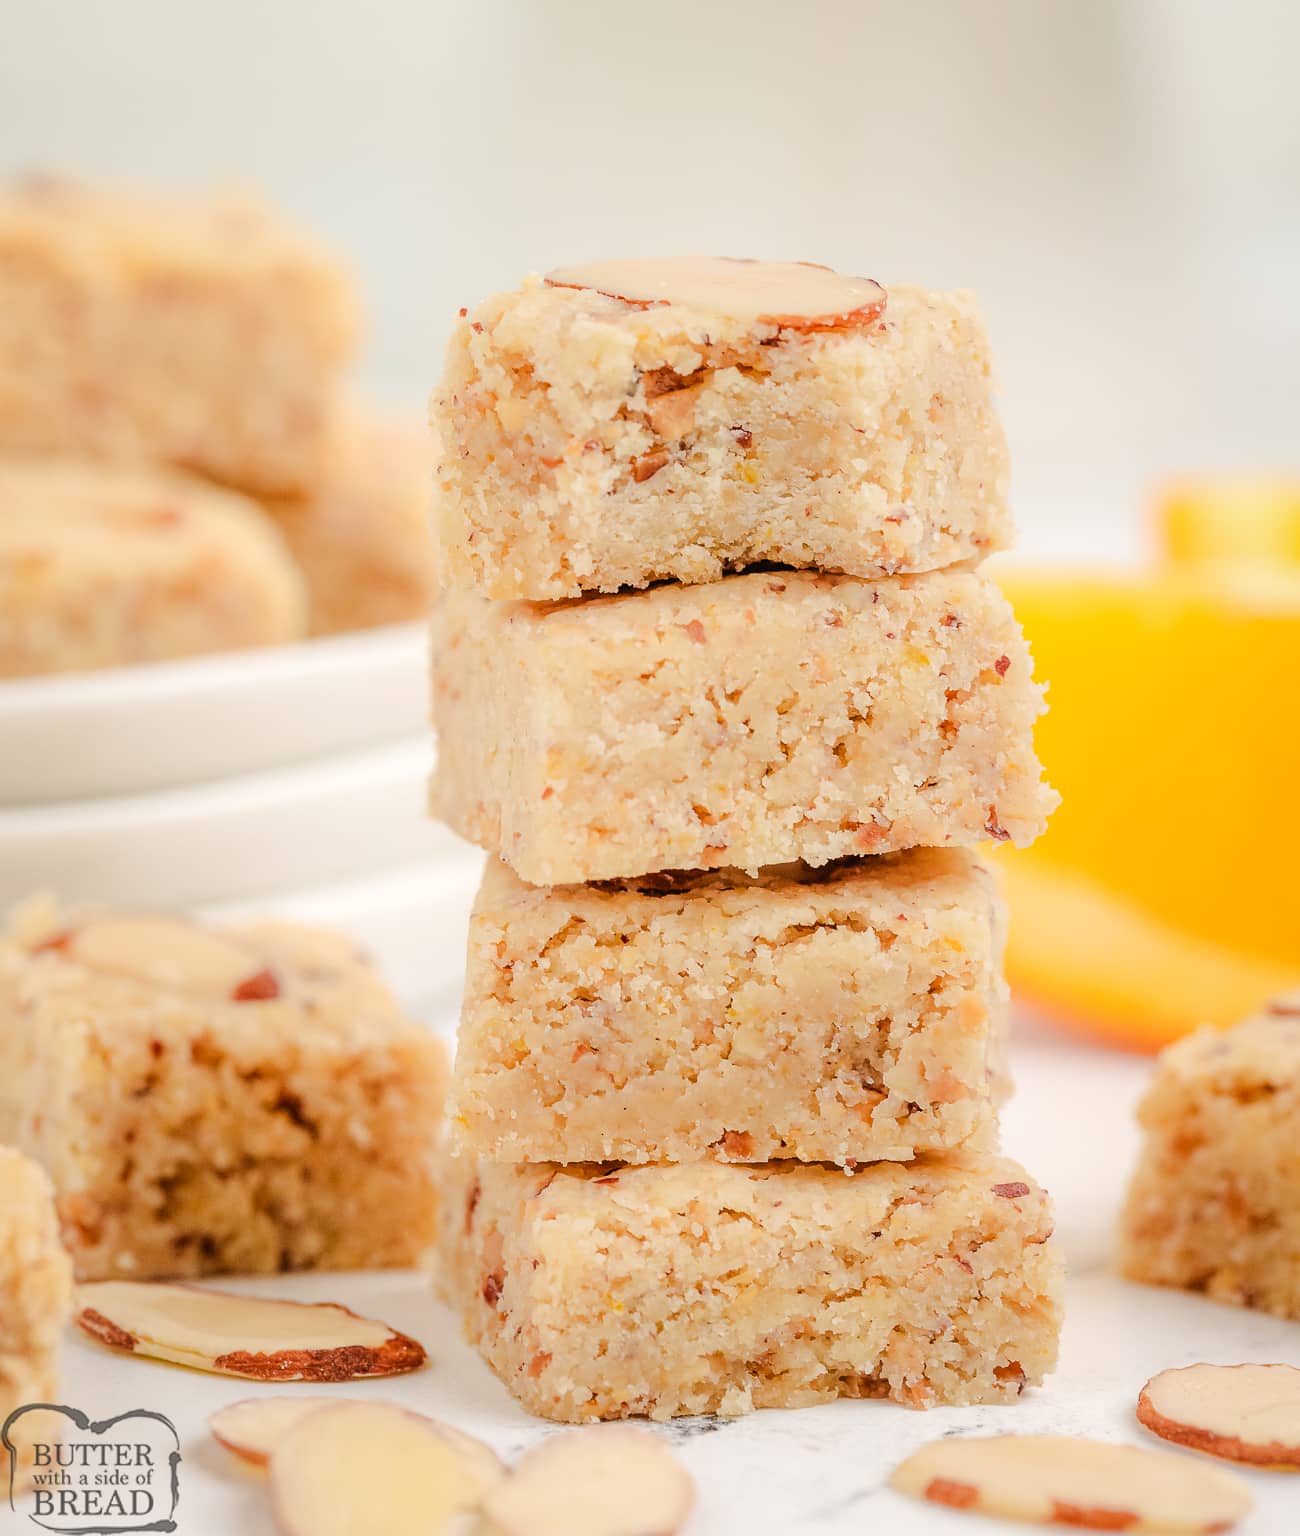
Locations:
0;176;359;496
432;257;1011;599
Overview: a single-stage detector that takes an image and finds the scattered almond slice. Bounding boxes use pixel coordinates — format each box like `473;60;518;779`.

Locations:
210;1398;342;1466
891;1434;1251;1532
544;256;885;333
211;1395;504;1483
482;1427;693;1536
1138;1363;1300;1468
271;1403;498;1536
76;1282;425;1381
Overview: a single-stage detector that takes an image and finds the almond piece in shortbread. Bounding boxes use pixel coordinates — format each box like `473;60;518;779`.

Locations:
545;256;885;333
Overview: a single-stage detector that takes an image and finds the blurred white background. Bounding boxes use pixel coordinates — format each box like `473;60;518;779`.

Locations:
3;0;1297;554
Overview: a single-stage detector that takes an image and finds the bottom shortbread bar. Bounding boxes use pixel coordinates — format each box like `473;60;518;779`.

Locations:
440;1154;1062;1422
1121;999;1300;1318
1;1151;74;1485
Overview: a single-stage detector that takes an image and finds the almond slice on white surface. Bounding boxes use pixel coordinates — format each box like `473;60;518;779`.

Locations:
1138;1362;1300;1468
270;1402;498;1536
890;1434;1251;1532
76;1282;425;1381
482;1426;694;1536
544;256;886;332
210;1395;505;1482
210;1398;339;1465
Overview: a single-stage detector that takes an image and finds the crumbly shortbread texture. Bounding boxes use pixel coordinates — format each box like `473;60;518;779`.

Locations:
263;413;437;635
0;899;447;1281
453;848;1008;1165
0;459;307;677
0;1151;74;1449
1121;999;1300;1319
0;176;358;495
432;279;1010;598
431;566;1056;884
439;1154;1062;1422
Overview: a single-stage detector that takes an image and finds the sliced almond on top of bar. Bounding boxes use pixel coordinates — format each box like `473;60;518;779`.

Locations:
545;256;885;333
1138;1362;1300;1468
271;1403;500;1536
77;1282;426;1381
211;1395;504;1481
482;1427;693;1536
891;1434;1251;1532
62;915;261;995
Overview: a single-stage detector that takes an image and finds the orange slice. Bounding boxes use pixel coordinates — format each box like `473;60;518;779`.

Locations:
998;859;1300;1050
1160;477;1300;566
995;562;1300;1048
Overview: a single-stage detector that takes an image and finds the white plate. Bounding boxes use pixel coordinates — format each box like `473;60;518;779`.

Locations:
0;622;429;807
0;736;455;910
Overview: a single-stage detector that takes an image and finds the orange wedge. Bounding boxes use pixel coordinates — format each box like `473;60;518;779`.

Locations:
998;859;1299;1051
995;561;1300;1050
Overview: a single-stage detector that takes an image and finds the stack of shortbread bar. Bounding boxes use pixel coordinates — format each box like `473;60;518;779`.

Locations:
430;257;1063;1423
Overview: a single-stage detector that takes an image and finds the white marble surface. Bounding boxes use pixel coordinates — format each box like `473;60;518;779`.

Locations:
46;869;1300;1533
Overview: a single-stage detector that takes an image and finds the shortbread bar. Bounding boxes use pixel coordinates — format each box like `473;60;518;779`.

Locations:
440;1154;1062;1422
0;899;448;1280
1121;996;1300;1319
0;176;357;494
453;848;1007;1164
432;258;1010;598
432;567;1055;884
0;460;307;677
264;414;437;635
0;1151;74;1477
